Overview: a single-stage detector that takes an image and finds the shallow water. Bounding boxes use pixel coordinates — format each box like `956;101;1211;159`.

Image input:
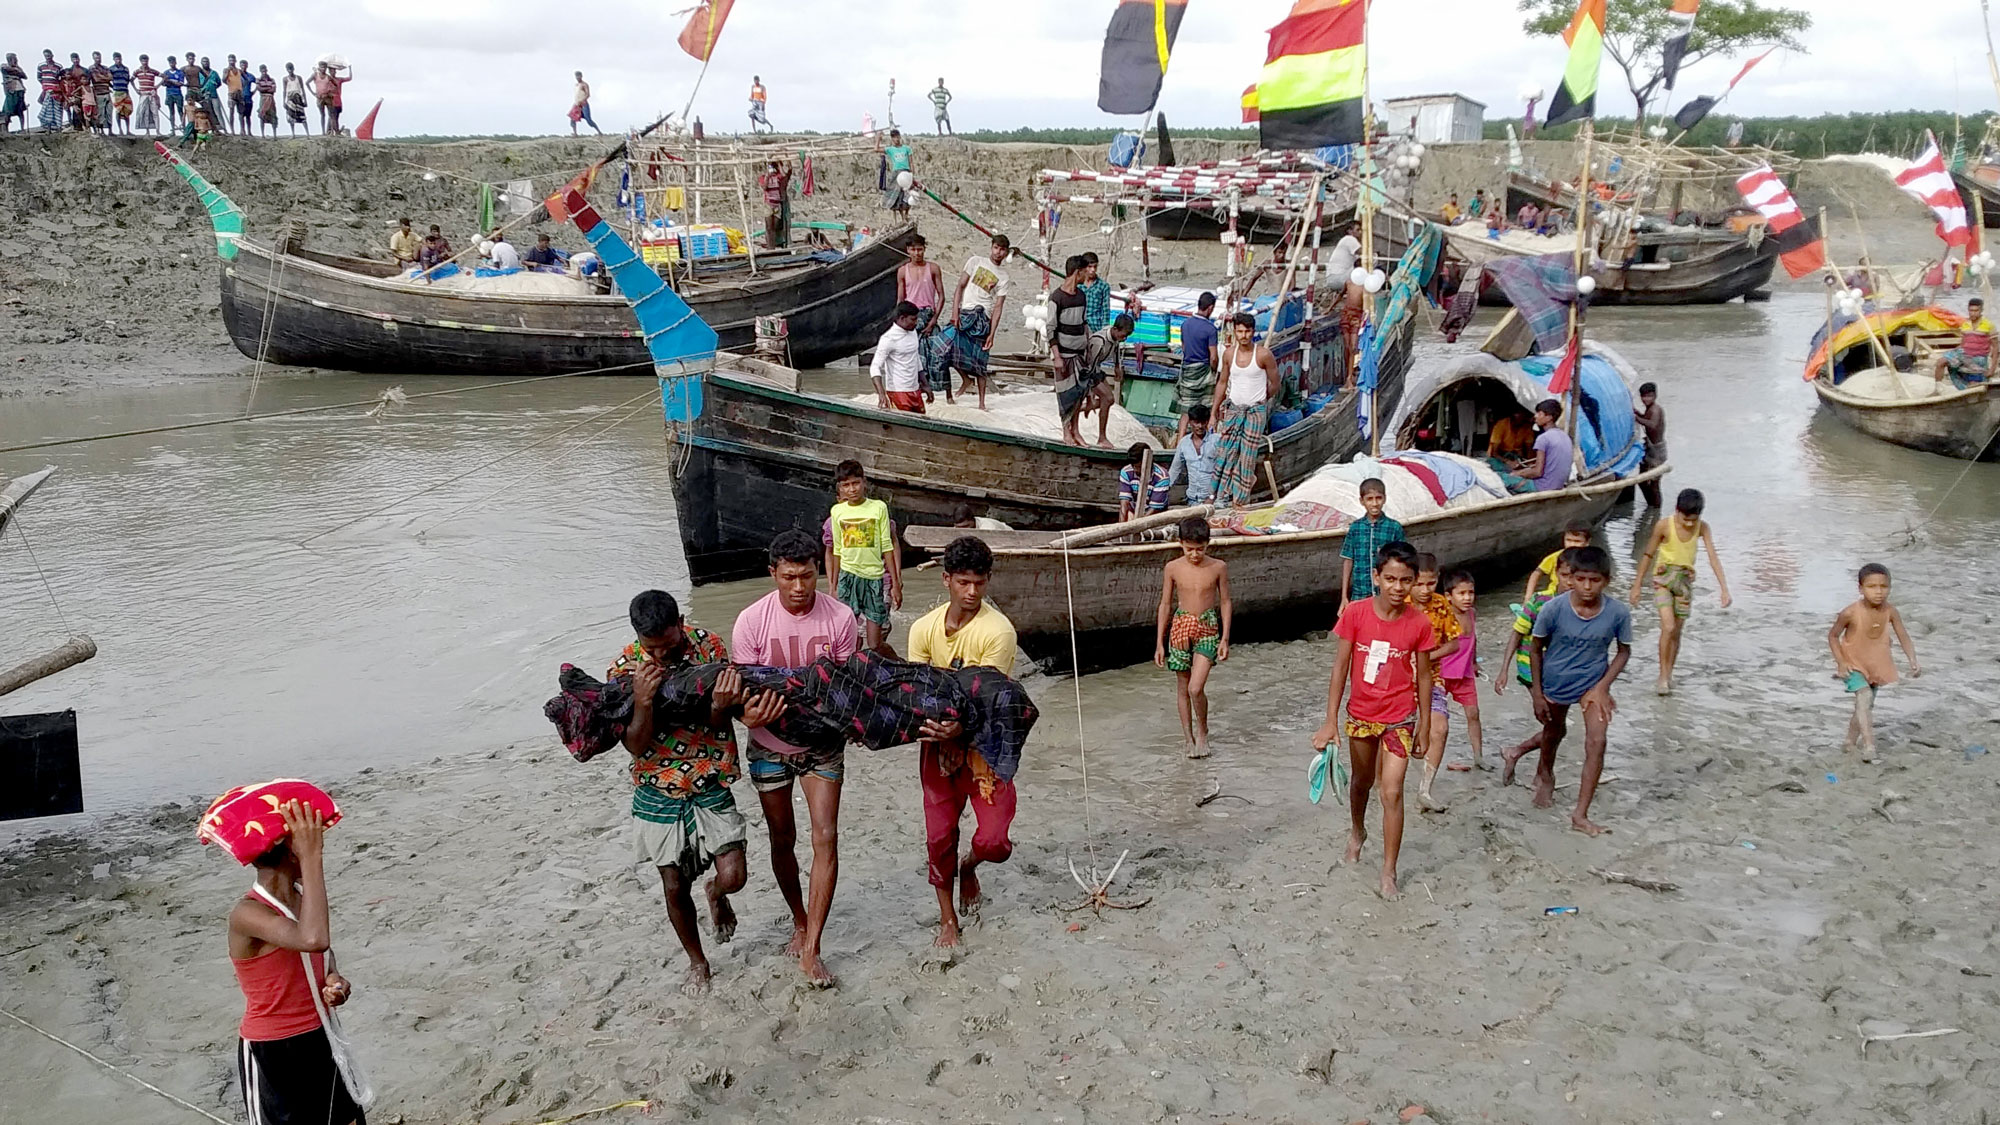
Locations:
2;290;1995;823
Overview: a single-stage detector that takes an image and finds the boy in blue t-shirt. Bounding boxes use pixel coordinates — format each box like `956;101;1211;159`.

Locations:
1502;544;1631;836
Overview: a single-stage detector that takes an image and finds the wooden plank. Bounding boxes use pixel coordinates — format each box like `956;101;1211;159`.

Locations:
0;467;56;531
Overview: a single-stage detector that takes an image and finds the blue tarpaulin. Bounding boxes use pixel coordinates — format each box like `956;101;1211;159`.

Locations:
1516;352;1644;478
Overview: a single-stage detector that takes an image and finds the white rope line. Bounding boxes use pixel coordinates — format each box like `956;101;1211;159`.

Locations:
412;392;662;535
0;1006;239;1125
9;515;72;635
1897;419;2000;544
297;385;662;547
1059;535;1101;874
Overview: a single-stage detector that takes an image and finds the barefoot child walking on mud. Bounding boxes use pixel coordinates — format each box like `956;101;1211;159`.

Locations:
1828;563;1921;762
1311;540;1434;899
1519;519;1593;611
1631;488;1731;695
1409;553;1463;811
1436;570;1487;772
1155;516;1231;758
614;591;784;995
1505;546;1631;836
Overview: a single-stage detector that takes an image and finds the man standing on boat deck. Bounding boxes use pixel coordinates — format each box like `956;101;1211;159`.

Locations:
1050;255;1095;446
760;159;793;250
932;234;1011;411
1174;292;1220;444
871;301;926;414
731;530;859;988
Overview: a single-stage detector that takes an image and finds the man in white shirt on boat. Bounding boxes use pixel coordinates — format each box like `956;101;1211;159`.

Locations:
486;230;521;271
871;301;926;414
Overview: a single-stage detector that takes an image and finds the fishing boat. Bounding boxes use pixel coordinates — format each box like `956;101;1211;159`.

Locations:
910;342;1658;668
1805;305;2000;461
157;144;919;375
1450;133;1809;306
644;219;1443;583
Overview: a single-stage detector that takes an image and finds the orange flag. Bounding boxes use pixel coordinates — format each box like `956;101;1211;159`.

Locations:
353;99;383;140
678;0;736;62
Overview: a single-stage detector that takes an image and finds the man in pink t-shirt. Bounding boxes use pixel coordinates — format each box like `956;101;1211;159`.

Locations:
731;528;858;988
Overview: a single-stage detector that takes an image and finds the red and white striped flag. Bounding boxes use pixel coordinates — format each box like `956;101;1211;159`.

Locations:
1895;132;1972;249
1735;163;1826;278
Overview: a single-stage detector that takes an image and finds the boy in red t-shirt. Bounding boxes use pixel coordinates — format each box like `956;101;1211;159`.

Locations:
1311;539;1434;899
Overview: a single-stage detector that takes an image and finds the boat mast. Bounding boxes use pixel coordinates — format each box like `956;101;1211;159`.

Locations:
1566;118;1595;444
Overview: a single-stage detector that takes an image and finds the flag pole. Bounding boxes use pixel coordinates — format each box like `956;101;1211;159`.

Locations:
1565;118;1595;444
1818;208;1839;385
1361;0;1379;457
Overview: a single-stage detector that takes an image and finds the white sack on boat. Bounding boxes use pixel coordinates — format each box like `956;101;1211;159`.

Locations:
388;270;598;297
1833;368;1955;401
845;391;1159;448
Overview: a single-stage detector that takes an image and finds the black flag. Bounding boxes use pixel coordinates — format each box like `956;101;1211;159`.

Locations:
1673;95;1718;132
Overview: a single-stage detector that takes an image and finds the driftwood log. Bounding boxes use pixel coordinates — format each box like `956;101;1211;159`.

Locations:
0;636;98;698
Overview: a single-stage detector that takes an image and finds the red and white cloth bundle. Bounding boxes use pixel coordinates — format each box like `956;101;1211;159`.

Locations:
197;779;342;864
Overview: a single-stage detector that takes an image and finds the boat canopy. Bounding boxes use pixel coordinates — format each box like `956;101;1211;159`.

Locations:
1385;342;1645;479
1803;306;1964;382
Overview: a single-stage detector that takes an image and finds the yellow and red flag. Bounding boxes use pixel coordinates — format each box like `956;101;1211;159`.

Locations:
677;0;735;63
1240;84;1260;123
1544;0;1604;128
1258;0;1366;151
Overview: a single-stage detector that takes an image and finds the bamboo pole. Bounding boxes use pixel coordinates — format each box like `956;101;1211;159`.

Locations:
915;183;1057;273
0;466;57;532
1565;121;1596;446
1050;504;1211;549
0;636;97;698
731;159;760;276
1131;447;1155;521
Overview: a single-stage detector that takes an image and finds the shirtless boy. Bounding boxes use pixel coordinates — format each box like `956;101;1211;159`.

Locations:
1310;540;1434;899
1828;562;1921;762
1155;516;1232;758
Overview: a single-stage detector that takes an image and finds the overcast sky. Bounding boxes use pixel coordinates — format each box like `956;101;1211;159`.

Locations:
10;0;1996;137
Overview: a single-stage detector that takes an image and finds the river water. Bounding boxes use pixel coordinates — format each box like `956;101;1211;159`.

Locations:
3;290;1996;822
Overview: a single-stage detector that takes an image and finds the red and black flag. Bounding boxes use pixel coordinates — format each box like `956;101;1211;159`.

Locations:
1258;0;1366;151
1735;163;1826;278
1098;0;1188;115
1660;0;1700;94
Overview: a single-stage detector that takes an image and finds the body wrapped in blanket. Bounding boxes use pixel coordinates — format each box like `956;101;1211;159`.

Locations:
545;650;1038;781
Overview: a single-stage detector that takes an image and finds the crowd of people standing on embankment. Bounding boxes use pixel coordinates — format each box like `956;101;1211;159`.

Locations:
0;49;353;140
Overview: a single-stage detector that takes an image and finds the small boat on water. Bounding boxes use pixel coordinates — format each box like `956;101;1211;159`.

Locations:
915;342;1658;668
1805;305;2000;461
1448;135;1809;306
156;143;918;375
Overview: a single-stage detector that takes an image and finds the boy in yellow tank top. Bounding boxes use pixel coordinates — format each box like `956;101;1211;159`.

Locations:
1629;488;1732;696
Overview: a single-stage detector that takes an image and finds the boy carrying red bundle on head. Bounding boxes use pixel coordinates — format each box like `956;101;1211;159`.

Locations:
201;780;371;1125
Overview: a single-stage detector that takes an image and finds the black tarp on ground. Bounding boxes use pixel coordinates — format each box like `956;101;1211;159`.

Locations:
0;710;82;820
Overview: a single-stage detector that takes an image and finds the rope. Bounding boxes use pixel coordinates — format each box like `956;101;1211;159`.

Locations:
1058;536;1100;873
1895;417;2000;544
0;1006;239;1125
8;515;73;635
412;391;662;536
299;385;661;546
0;364;653;455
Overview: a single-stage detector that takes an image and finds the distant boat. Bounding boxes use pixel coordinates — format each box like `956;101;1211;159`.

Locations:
1806;306;2000;461
157;143;917;374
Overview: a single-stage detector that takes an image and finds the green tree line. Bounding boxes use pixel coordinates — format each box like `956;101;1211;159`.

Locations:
1484;111;1996;159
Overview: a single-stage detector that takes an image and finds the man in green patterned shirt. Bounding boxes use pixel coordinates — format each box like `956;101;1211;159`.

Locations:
612;589;784;995
929;78;951;135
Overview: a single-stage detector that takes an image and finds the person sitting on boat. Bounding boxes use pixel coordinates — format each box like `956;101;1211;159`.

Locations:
522;233;564;271
486;230;521;271
1441;193;1462;224
418;225;453;278
389;217;420;269
871;301;926;414
1118;442;1171;521
1468;188;1488;218
1934;297;1993;389
1518;202;1542;233
1506;399;1574;494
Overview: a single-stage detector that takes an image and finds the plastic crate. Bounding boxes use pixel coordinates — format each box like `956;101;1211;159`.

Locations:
680;230;732;260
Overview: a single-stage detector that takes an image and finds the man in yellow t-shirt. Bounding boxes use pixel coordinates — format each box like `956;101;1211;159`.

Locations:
824;460;902;653
907;535;1018;950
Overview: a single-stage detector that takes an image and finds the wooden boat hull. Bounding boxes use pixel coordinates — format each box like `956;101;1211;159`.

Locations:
1812;376;2000;461
671;313;1395;584
1951;170;2000;229
1448;221;1788;306
216;227;920;375
961;468;1664;669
